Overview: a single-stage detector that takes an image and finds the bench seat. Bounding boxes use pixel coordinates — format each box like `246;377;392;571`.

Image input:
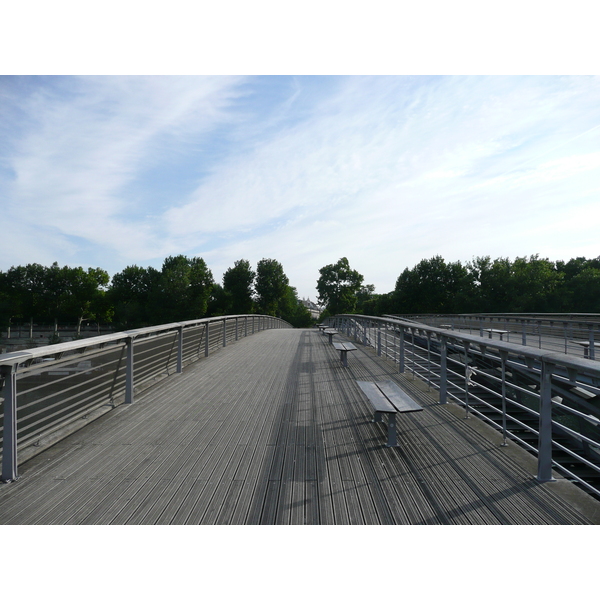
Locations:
333;341;357;366
356;380;422;446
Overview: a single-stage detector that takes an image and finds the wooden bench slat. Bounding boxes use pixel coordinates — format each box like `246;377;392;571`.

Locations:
376;381;422;413
356;381;396;413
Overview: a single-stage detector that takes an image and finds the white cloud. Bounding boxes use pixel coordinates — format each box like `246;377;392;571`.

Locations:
2;75;600;300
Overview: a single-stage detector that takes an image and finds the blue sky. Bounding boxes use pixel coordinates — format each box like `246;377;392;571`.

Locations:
2;74;600;301
2;6;600;302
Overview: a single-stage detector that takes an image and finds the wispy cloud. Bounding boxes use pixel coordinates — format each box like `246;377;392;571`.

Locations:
2;75;600;299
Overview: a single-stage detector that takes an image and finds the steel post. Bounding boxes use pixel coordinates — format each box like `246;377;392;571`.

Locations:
1;364;18;482
398;328;405;373
125;337;134;404
177;326;183;373
537;360;556;482
439;337;447;404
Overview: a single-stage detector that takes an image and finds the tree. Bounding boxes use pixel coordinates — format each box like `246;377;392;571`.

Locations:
280;286;314;328
148;255;214;323
109;265;161;328
255;258;289;316
62;266;110;335
316;257;364;315
222;259;255;314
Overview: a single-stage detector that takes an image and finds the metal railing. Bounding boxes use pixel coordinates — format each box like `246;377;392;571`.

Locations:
330;314;600;498
388;313;600;360
1;314;291;482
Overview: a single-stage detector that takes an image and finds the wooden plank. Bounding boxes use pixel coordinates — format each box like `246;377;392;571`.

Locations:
356;380;396;413
376;380;423;413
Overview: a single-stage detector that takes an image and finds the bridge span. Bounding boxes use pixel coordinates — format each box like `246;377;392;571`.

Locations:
1;325;598;525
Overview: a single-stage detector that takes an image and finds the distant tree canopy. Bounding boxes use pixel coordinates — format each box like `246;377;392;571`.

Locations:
222;259;255;315
0;262;110;334
316;257;365;315
0;255;315;333
4;253;600;335
349;255;600;317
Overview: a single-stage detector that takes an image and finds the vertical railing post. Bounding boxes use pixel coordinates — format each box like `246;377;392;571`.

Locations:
377;330;382;356
235;318;239;341
125;337;135;404
439;336;447;404
588;325;595;360
222;318;227;347
537;359;556;482
245;316;248;337
1;363;19;482
500;350;509;446
205;322;210;357
398;327;405;373
463;341;471;418
177;326;183;373
426;331;432;390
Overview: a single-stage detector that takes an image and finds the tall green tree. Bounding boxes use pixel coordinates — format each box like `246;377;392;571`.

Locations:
280;285;314;327
222;259;255;314
149;255;213;323
316;257;364;315
255;258;289;316
62;266;110;335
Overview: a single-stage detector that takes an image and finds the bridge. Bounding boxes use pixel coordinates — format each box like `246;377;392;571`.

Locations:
1;314;600;524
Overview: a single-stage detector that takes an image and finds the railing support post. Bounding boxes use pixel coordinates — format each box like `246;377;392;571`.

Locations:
439;337;447;404
463;341;471;418
537;360;556;482
125;337;134;404
1;363;19;482
205;322;210;357
377;330;382;356
223;319;227;347
177;326;183;373
500;350;509;446
398;328;405;373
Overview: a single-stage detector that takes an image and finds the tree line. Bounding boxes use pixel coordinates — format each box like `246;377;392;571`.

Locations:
4;253;599;338
0;256;314;334
316;255;600;317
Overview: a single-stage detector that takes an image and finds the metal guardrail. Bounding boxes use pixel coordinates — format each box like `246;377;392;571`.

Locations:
330;314;600;498
387;314;600;360
0;314;291;482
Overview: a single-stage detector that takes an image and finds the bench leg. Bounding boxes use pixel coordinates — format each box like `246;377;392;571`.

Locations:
341;350;348;367
386;413;398;447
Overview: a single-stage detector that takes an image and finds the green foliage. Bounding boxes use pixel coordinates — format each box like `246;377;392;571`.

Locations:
316;257;364;315
280;286;314;328
222;259;255;314
255;258;290;316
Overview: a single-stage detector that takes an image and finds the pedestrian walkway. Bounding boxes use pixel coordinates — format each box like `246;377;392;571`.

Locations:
1;328;598;524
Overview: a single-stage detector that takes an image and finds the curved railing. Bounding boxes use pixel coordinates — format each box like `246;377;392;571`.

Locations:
329;314;600;498
387;313;600;360
1;314;291;482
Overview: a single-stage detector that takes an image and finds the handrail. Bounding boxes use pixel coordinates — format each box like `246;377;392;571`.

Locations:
385;313;600;360
332;313;600;497
1;314;291;482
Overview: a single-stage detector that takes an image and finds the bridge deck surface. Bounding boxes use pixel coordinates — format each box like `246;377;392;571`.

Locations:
1;328;599;525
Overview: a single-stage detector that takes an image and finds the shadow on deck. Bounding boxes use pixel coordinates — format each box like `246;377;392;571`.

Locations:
1;328;599;525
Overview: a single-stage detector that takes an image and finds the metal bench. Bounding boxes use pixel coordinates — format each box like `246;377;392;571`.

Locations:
356;380;422;447
333;341;357;367
324;329;338;344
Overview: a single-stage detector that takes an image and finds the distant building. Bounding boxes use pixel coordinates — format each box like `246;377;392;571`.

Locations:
301;298;321;319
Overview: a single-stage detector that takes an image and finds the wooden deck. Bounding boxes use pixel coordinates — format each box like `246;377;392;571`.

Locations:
1;327;599;525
